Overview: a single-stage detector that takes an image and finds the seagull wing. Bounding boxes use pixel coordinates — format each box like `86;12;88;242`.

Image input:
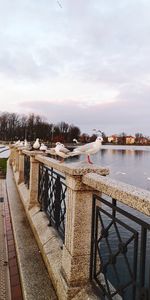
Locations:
73;141;95;154
57;0;62;8
59;145;70;154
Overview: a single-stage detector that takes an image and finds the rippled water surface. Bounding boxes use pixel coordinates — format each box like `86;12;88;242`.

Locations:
75;145;150;191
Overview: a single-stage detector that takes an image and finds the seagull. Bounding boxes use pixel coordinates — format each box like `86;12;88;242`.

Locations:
14;140;20;146
56;0;62;8
40;143;48;151
55;142;71;162
71;136;103;164
73;138;79;144
19;141;24;147
92;129;103;134
33;138;40;150
24;139;32;150
24;139;28;147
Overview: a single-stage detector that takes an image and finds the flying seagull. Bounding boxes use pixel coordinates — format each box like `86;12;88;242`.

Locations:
73;138;79;144
56;0;62;8
92;129;103;134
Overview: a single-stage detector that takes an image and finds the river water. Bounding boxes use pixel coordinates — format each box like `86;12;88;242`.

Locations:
73;145;150;191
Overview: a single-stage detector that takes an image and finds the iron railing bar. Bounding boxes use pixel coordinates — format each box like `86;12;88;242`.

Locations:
139;227;147;289
111;279;134;297
125;234;137;248
38;163;66;240
93;195;150;230
94;277;111;299
93;208;99;279
133;233;138;300
113;222;134;279
112;198;117;218
102;272;113;299
92;195;149;299
45;166;65;180
97;211;121;284
97;220;114;244
97;206;138;234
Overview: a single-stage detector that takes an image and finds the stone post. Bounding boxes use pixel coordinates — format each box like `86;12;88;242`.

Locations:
14;148;19;172
60;166;109;298
18;150;24;184
61;175;94;286
31;155;109;299
28;155;40;210
9;145;16;166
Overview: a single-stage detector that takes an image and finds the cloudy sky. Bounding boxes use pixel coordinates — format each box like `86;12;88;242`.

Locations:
0;0;150;135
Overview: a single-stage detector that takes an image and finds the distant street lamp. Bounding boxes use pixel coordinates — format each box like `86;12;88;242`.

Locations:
25;128;27;140
51;126;55;146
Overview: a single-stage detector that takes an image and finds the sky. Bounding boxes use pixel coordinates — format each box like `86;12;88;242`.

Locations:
0;0;150;136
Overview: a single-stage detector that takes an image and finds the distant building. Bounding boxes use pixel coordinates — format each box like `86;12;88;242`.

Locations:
108;135;118;143
138;137;149;144
126;136;135;144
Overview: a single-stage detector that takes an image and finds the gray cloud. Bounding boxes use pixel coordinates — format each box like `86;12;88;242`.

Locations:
19;97;150;136
0;0;150;135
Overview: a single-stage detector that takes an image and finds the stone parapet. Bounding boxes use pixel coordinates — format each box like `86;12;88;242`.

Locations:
83;173;150;216
22;149;45;156
35;155;109;176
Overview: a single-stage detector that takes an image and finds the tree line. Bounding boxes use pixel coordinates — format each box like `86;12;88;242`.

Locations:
0;112;81;143
0;112;148;145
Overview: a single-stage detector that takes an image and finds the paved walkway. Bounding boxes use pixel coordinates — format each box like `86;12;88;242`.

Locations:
0;196;10;300
0;179;23;300
0;174;57;300
6;165;57;300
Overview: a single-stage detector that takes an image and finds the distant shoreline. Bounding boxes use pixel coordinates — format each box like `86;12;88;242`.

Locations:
101;144;150;151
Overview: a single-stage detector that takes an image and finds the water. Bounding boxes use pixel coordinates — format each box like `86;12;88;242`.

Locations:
74;145;150;191
0;146;10;159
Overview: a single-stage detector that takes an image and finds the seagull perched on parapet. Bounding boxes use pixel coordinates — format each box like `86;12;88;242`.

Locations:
33;138;40;150
55;142;71;162
73;138;79;144
40;143;47;151
24;139;32;150
70;136;103;164
24;139;28;147
14;140;20;146
19;141;24;147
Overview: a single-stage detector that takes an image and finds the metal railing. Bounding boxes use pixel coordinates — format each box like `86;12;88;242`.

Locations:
90;194;150;300
24;155;30;189
38;164;67;240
